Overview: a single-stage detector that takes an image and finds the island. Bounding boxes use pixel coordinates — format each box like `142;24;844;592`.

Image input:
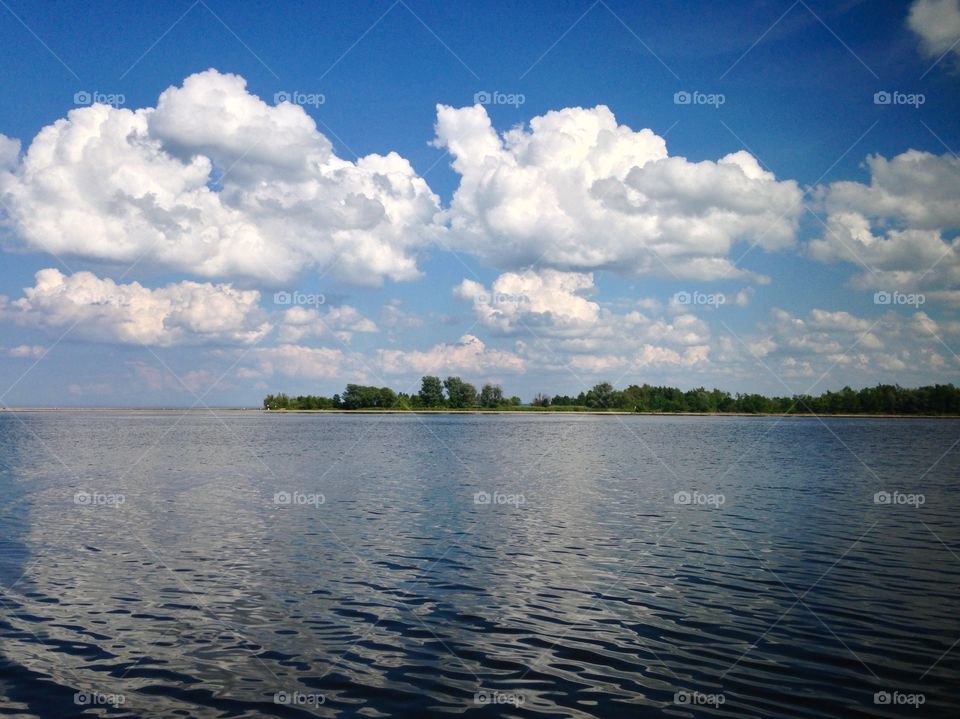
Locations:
264;377;960;416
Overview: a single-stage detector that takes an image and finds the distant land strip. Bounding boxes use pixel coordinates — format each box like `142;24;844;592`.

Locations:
262;378;960;416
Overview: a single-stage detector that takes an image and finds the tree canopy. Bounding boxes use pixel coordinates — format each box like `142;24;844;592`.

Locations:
264;381;960;415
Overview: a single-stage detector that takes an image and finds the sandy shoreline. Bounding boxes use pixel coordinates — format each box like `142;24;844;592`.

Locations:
1;407;958;419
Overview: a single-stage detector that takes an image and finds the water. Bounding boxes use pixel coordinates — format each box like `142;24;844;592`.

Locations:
0;412;957;718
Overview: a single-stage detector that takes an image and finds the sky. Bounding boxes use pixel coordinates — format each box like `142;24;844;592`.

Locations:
0;0;958;407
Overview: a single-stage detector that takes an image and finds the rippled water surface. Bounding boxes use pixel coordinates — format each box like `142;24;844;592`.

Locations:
0;412;958;718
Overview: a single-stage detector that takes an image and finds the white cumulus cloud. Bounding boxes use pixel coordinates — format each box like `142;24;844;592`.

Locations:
453;269;600;335
277;305;378;343
4;268;271;346
908;0;960;59
0;70;441;286
433;103;803;280
810;151;960;300
378;334;524;375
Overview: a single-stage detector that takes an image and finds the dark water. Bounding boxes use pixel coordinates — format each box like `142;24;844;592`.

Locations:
0;412;957;718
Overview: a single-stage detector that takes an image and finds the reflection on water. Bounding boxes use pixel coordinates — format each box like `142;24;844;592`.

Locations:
0;412;958;717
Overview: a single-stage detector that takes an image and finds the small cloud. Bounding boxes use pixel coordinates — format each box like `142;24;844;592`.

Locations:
908;0;960;60
6;344;46;359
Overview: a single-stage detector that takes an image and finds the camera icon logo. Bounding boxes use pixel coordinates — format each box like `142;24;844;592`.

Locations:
874;691;891;705
473;91;491;105
674;491;692;505
474;491;491;505
274;91;291;104
673;91;692;105
273;291;292;305
874;491;891;505
74;90;92;105
274;491;292;505
673;291;692;305
873;91;891;105
74;491;92;505
873;291;891;305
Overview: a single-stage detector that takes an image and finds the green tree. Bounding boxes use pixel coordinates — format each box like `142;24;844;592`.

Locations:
418;376;445;407
480;383;504;408
444;376;478;408
585;382;616;409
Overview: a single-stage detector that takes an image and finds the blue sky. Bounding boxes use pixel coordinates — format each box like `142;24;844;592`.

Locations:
0;0;958;406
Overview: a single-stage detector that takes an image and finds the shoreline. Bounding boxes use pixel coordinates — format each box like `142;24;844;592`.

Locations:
2;407;959;419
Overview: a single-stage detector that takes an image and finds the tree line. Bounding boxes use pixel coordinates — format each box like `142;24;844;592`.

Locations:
264;378;960;415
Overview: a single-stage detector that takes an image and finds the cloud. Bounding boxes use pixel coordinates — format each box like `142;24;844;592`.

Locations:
0;134;18;169
810;151;960;301
634;343;710;368
5;344;45;358
4;268;271;346
455;268;717;343
453;269;600;335
453;269;713;377
250;344;359;380
433;103;802;280
0;70;441;285
277;305;378;343
719;306;959;383
379;299;424;331
378;334;525;374
908;0;960;59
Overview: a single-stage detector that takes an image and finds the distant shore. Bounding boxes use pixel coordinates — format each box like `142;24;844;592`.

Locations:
2;407;959;419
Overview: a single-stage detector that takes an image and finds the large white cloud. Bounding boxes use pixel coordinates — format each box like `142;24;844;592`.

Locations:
454;268;712;376
433;103;803;280
277;305;378;343
3;268;270;346
0;70;441;285
810;151;960;299
378;334;525;375
453;268;600;335
908;0;960;59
